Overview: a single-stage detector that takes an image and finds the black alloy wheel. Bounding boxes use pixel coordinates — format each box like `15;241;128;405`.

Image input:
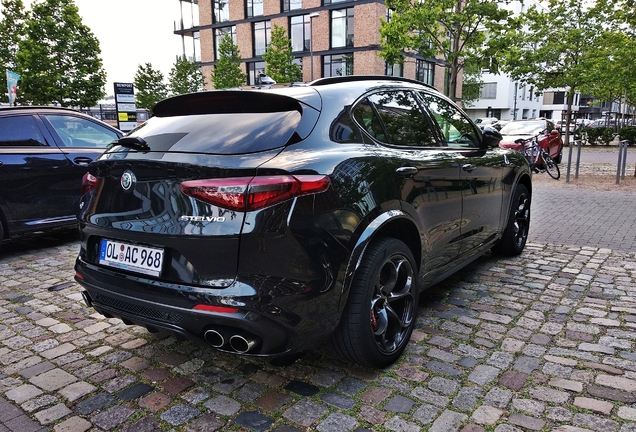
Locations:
330;237;419;367
493;184;531;256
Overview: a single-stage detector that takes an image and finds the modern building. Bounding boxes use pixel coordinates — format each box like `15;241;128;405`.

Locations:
174;0;453;95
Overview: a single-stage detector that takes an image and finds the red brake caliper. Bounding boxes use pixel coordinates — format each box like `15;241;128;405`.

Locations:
370;309;378;330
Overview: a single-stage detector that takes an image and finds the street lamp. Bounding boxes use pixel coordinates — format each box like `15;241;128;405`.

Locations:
309;12;320;81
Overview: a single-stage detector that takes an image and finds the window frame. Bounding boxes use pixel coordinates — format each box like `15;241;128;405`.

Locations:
323;53;354;77
290;14;311;52
330;7;354;49
253;20;272;57
246;0;263;18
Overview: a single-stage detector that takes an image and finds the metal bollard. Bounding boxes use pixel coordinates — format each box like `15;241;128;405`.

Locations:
616;140;629;184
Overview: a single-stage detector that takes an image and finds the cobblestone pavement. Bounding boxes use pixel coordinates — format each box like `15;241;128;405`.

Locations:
1;184;636;431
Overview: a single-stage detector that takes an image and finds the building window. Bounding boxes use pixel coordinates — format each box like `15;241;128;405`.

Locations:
553;91;565;105
290;15;311;52
480;82;497;99
214;0;229;23
323;53;353;77
253;21;271;56
246;0;263;18
323;0;348;4
282;0;302;12
331;8;354;48
416;60;434;86
247;61;266;85
385;63;402;77
215;26;237;60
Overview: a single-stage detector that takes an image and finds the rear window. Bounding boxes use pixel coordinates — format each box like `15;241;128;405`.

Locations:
125;110;302;154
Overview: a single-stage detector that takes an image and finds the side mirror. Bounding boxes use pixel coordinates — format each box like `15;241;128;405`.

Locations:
481;126;502;148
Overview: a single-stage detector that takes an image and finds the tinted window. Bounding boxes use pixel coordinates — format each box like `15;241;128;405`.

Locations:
357;91;437;147
127;111;302;154
0;115;46;147
419;92;479;148
43;115;119;148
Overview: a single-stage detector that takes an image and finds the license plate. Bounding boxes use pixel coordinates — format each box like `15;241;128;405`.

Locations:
99;239;164;277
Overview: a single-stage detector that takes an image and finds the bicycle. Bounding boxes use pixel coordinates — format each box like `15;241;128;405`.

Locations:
515;136;560;180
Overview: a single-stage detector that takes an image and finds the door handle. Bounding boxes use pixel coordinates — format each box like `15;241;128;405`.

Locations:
395;166;418;177
462;164;476;173
73;157;93;165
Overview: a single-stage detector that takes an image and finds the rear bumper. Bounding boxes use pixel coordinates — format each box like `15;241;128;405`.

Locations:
74;258;339;356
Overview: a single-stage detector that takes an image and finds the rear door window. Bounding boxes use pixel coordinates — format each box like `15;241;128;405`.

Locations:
42;115;120;148
0;116;47;147
353;90;438;147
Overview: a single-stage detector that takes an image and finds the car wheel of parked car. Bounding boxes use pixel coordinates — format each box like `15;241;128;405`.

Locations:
493;184;531;256
0;218;4;249
330;237;419;368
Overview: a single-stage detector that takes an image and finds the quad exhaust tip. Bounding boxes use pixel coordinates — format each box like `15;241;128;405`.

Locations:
204;328;229;348
230;333;261;353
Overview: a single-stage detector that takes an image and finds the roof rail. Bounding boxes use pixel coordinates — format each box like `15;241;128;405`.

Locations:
308;75;435;90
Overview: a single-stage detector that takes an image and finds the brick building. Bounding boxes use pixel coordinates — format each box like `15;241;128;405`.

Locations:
175;0;450;93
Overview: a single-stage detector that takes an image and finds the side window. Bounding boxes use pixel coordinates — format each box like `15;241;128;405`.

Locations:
365;90;437;147
418;92;479;148
352;99;387;142
331;108;362;143
43;115;119;148
0;116;47;147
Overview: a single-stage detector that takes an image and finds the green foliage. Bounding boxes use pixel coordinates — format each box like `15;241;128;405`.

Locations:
0;0;28;103
168;57;204;95
134;63;168;113
460;58;484;108
211;33;246;89
380;0;511;99
262;25;301;84
619;126;636;146
586;127;615;146
500;0;602;145
15;0;105;107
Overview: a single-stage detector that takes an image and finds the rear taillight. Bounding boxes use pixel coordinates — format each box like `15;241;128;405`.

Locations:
180;175;330;211
80;173;98;197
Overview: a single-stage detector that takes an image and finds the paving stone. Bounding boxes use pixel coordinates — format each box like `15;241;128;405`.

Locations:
546;406;573;422
483;387;513;409
283;399;328;428
316;413;357;432
528;386;570;403
428;377;459;395
452;387;484;411
91;405;136;430
596;374;636;392
138;392;172;412
183;413;226;432
29;368;77;391
384;395;415;413
508;413;546;431
359;405;386;425
360;387;392;405
512;398;544;416
53;416;91;432
587;384;636;403
159;403;200;426
74;392;117;415
471;405;503;425
34;403;72;425
256;391;293;412
6;384;43;404
426;360;462;377
468;365;499;385
203;395;241;416
18;361;56;379
579;343;616;355
499;371;528;390
384;416;420;432
311;370;345;387
572;413;619;432
284;380;320;396
573;396;613;415
163;377;195;394
321;392;355;410
411;387;450;408
119;417;162;432
512;356;541;374
413;403;439;424
617;406;636;421
429;409;468;432
116;383;153;401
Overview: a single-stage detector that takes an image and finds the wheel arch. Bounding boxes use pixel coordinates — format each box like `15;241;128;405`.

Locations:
337;209;421;312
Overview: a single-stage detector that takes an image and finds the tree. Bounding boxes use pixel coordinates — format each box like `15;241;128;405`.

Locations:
211;33;246;89
16;0;105;107
262;24;301;84
380;0;511;101
0;0;28;103
500;0;602;146
168;57;204;95
134;63;168;113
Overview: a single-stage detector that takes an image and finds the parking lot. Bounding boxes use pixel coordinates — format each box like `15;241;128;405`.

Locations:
1;179;636;432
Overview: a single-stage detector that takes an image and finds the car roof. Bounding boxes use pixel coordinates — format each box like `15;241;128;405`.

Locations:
0;105;87;115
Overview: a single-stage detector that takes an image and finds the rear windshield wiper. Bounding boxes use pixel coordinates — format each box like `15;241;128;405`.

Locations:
117;137;150;151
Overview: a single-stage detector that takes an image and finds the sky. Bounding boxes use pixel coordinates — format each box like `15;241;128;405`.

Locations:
22;0;184;98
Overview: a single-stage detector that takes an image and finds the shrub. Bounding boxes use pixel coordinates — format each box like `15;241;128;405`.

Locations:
586;127;614;146
619;126;636;146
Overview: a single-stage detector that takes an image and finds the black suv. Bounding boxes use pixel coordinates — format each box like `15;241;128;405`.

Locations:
75;76;532;367
0;106;122;249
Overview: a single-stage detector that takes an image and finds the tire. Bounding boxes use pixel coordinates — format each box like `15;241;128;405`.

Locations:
0;218;4;252
544;154;560;180
493;184;531;256
330;237;419;368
